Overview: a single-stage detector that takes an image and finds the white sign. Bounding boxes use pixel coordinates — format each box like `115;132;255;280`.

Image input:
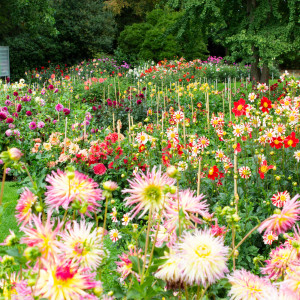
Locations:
0;46;10;77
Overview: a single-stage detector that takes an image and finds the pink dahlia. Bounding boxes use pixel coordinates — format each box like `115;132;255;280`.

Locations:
122;166;175;218
21;213;63;259
261;245;297;280
164;189;208;232
228;269;276;300
45;170;103;213
15;188;37;225
34;258;98;300
60;220;104;270
258;195;300;235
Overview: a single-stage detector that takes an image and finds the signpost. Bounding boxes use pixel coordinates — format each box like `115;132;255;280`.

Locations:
0;46;10;79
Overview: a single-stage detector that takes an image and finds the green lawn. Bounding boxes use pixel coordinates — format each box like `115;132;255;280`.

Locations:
0;182;20;243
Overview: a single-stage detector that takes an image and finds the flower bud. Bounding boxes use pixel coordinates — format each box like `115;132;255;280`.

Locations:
169;186;177;194
27;278;36;287
24;246;42;261
166;166;179;178
2;255;14;267
103;181;118;192
8;148;23;161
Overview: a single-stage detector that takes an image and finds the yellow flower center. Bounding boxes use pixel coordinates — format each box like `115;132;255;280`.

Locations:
280;195;286;201
263;102;269;108
288;140;293;146
209;168;214;175
237;104;243;111
260;166;268;173
195;244;211;258
274;140;279;145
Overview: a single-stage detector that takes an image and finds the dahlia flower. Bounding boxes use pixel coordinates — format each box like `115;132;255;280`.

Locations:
15;188;37;225
45;170;102;214
155;251;182;287
21;213;63;259
228;269;275;300
122;166;175;218
109;229;121;242
60;220;104;270
280;264;300;299
258;195;300;234
271;191;290;208
262;245;297;280
34;258;98;300
177;229;229;286
164;190;208;232
116;247;141;282
262;231;278;245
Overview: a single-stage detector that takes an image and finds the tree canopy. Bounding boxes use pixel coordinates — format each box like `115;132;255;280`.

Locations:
168;0;300;82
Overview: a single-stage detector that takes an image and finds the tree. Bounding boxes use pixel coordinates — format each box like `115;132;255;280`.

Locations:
168;0;300;83
55;0;117;60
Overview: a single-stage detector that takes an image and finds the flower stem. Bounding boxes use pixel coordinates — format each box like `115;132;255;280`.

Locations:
146;196;166;277
141;206;153;284
177;179;181;237
230;223;260;257
101;196;109;247
0;164;7;206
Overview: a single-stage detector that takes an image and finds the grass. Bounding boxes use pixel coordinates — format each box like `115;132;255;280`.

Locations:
0;182;20;243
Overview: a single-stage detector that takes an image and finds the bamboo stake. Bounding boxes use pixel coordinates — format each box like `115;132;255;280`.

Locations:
117;120;121;147
128;113;131;144
183;114;186;145
64;117;68;153
234;137;239;212
84;121;86;141
112;112;115;132
197;157;202;196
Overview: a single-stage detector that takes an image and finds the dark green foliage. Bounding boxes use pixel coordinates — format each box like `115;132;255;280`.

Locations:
0;0;117;80
55;0;117;59
118;8;208;63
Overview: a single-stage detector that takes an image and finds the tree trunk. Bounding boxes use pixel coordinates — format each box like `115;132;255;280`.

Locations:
250;48;261;83
260;63;269;84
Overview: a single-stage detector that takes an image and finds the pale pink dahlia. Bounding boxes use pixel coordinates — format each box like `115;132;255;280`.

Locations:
122;166;175;218
280;264;300;299
21;213;63;259
155;251;182;287
15;188;37;225
228;269;276;300
34;258;98;300
258;195;300;235
164;189;208;232
60;220;104;270
45;170;103;213
177;229;229;286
